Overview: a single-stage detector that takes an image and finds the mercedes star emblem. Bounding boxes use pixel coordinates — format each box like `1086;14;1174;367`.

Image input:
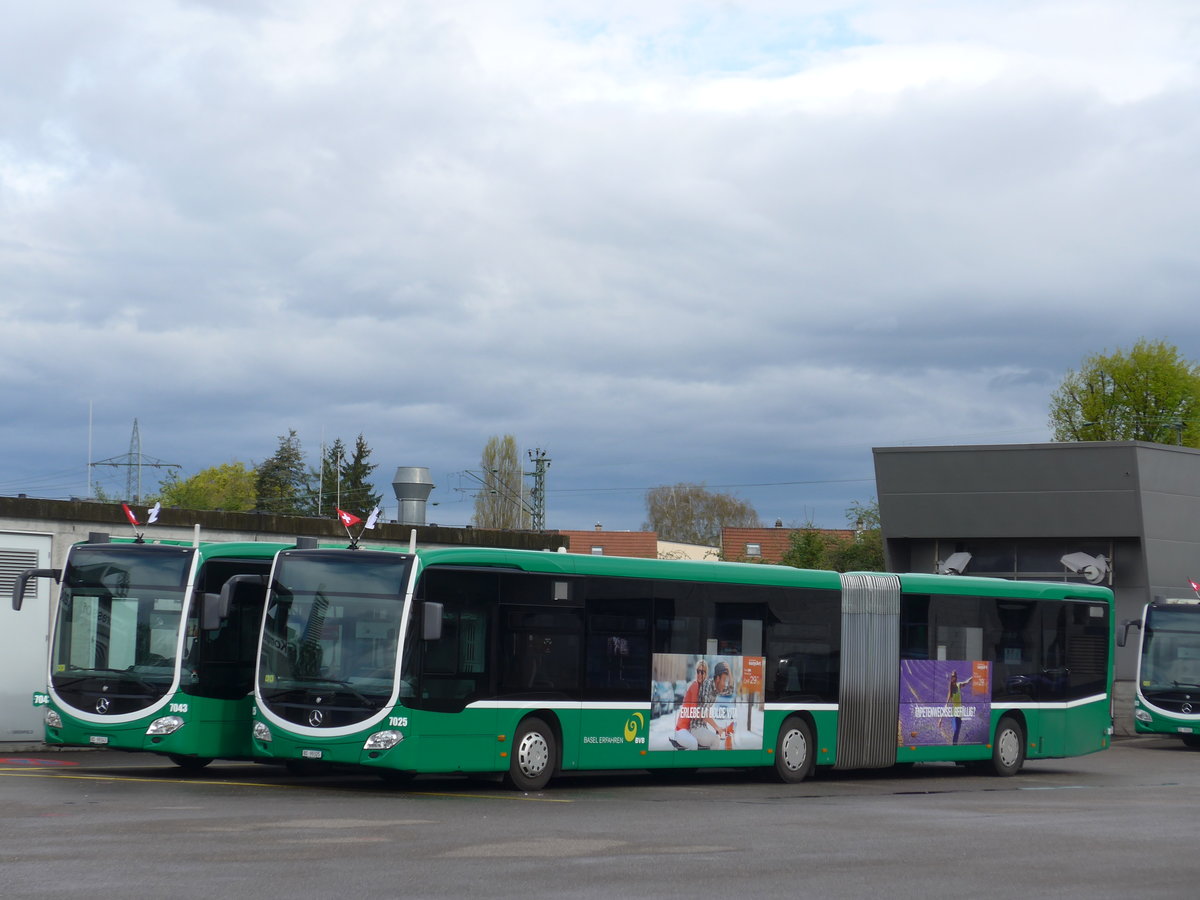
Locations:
308;709;324;727
95;697;111;714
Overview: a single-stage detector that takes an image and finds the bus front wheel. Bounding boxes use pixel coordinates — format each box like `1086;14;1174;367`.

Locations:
773;718;813;784
506;717;556;791
990;716;1025;776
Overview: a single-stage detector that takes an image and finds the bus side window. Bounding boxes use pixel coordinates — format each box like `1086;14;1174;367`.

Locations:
498;607;582;697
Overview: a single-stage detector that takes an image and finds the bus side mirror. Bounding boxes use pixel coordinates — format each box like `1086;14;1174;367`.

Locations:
201;593;227;631
203;574;267;630
1116;618;1141;648
12;568;61;611
422;602;444;641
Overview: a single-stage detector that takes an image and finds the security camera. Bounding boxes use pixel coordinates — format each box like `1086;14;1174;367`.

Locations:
1061;552;1110;584
938;552;972;575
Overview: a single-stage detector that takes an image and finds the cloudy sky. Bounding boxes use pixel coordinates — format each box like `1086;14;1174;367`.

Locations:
2;1;1198;533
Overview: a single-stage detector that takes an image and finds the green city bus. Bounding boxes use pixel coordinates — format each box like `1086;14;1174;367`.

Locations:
251;546;1114;789
1119;596;1200;746
14;532;296;769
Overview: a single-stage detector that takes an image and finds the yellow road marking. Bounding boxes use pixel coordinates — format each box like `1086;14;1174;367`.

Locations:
0;768;572;800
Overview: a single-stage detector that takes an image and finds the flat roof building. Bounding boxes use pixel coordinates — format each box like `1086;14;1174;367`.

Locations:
873;441;1200;732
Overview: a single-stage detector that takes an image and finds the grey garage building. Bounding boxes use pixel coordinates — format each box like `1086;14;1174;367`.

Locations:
873;441;1200;733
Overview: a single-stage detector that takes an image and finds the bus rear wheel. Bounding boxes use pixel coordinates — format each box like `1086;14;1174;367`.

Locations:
505;716;556;791
990;716;1025;776
773;717;813;784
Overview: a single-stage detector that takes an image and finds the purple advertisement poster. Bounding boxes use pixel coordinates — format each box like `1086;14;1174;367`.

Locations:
899;659;991;747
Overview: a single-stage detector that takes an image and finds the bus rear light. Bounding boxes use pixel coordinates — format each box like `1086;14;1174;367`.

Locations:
364;730;403;751
45;709;62;729
146;716;184;736
253;721;273;742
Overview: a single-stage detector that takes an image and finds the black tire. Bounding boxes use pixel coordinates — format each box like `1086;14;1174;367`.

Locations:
167;754;213;772
505;716;556;791
773;717;814;784
1181;734;1200;749
990;716;1025;776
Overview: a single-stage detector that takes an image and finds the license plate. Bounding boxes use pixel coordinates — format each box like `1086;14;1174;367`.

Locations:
301;749;323;759
89;735;109;745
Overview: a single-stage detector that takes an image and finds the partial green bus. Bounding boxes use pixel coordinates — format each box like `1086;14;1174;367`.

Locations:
250;546;1113;789
1120;596;1200;746
14;532;296;769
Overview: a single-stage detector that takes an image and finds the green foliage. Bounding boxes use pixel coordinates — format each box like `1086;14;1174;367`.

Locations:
643;482;759;546
159;462;257;511
824;527;884;572
778;525;833;569
1049;338;1200;446
338;433;382;518
778;499;885;573
473;434;525;529
255;430;310;515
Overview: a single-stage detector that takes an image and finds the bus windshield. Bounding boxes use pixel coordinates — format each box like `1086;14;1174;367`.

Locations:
1140;606;1200;693
51;544;195;714
258;550;412;729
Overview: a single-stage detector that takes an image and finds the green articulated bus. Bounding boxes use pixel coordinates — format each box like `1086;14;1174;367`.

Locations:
1119;595;1200;746
13;532;298;769
251;545;1114;789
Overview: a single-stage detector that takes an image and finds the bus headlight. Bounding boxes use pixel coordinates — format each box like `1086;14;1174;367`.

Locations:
45;709;62;729
253;721;273;742
364;730;404;751
1134;708;1153;723
146;716;185;736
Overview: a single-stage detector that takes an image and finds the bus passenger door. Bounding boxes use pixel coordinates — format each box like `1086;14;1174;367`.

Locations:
1037;600;1109;757
414;571;499;773
1060;601;1111;756
1037;603;1069;757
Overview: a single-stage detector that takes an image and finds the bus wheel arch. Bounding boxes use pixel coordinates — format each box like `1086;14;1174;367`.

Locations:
505;713;560;792
991;714;1026;776
773;714;815;784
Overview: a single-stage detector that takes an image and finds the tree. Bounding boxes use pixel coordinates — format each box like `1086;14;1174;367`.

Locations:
473;434;526;529
159;462;257;511
339;433;382;518
1049;339;1200;446
778;525;833;569
643;483;759;546
778;499;884;573
256;430;311;515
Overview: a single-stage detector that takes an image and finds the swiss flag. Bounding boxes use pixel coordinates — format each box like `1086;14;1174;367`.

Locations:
121;503;139;526
337;508;361;527
1190;579;1200;595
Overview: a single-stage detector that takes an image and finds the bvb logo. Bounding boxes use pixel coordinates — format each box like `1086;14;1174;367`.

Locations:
624;712;645;742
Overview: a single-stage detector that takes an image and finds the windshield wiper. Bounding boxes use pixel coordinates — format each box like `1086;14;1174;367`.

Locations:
288;676;379;707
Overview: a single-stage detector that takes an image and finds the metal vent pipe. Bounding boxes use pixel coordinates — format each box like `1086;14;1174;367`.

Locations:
392;466;435;526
